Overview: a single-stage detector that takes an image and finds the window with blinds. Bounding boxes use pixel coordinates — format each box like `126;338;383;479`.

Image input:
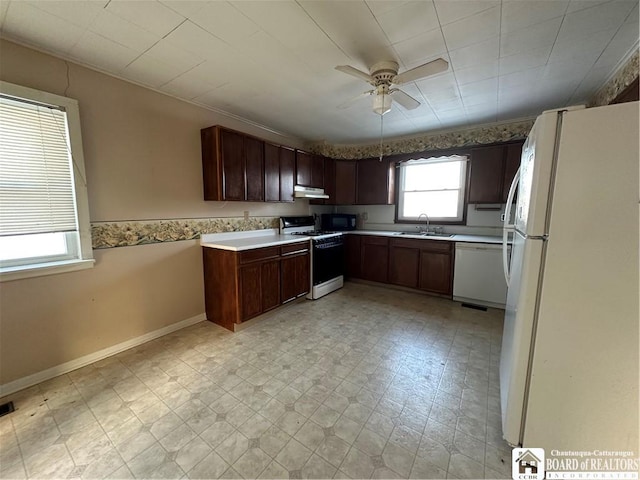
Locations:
0;81;93;280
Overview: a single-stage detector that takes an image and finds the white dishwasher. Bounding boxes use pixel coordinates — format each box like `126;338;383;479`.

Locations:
453;242;509;308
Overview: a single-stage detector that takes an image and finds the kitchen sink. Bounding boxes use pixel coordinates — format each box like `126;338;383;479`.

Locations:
393;232;454;238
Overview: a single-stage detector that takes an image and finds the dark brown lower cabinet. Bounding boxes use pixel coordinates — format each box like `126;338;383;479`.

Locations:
418;242;453;295
360;236;389;283
344;234;361;279
261;260;281;312
418;252;452;294
281;254;310;303
345;234;453;296
239;259;284;320
240;264;262;321
388;239;420;288
203;241;309;331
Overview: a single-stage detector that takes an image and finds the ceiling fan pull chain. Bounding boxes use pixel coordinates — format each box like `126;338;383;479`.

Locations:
379;113;384;162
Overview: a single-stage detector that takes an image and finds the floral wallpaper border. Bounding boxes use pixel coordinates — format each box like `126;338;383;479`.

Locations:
310;119;534;160
590;49;639;107
91;216;279;249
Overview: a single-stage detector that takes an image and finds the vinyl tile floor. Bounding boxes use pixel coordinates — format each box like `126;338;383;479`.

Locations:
0;282;514;479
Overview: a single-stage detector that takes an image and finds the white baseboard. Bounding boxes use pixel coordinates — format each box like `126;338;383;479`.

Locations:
0;313;206;398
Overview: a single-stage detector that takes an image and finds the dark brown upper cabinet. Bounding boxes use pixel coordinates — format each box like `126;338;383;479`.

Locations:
245;135;264;202
296;150;324;189
468;141;523;204
279;147;295;202
265;142;295;202
264;142;280;202
335;160;357;205
201;126;265;201
356;158;395;205
311;157;336;205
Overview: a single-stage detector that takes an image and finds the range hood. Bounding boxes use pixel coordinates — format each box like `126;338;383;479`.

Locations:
294;185;329;199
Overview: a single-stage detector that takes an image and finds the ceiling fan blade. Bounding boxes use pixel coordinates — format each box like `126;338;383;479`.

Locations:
335;65;374;83
391;89;421;110
337;90;374;109
392;58;449;85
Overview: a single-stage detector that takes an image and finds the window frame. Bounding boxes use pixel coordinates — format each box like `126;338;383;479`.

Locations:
394;154;470;225
0;81;94;282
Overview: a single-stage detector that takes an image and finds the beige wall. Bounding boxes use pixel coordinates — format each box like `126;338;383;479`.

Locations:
0;40;309;386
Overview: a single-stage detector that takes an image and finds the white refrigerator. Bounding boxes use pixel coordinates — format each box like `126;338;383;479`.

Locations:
500;101;639;452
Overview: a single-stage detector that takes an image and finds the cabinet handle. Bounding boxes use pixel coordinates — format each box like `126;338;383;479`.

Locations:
281;249;308;256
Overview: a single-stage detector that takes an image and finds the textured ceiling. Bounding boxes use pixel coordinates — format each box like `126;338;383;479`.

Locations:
1;0;638;144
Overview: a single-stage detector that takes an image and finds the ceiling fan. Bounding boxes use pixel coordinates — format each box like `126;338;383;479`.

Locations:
335;58;448;115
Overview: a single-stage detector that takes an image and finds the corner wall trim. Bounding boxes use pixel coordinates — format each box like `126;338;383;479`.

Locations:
0;313;206;398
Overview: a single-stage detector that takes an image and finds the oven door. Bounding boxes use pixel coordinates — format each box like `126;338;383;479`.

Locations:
313;239;344;286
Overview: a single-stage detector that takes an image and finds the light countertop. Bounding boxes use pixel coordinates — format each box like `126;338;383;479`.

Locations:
201;228;505;251
200;229;310;251
347;230;504;245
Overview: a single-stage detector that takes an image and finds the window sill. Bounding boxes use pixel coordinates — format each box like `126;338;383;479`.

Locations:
0;259;95;282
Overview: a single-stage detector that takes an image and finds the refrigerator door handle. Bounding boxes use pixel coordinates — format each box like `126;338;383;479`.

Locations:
503;167;520;286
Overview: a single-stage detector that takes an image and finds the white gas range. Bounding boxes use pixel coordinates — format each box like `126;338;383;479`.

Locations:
280;216;344;300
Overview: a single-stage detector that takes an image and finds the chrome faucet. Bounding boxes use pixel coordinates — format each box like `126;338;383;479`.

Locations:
417;213;430;234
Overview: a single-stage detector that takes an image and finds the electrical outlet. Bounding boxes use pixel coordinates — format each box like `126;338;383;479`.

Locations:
363;212;369;221
243;210;249;221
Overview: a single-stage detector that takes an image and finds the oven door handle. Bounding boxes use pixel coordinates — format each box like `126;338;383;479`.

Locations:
314;243;343;250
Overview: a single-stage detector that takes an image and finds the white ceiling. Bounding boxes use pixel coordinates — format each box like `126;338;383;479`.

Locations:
1;0;638;144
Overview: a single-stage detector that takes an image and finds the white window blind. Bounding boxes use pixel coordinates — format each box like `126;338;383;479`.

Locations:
0;95;78;237
0;81;93;281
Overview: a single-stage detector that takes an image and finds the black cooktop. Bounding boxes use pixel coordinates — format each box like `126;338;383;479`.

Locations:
289;231;338;237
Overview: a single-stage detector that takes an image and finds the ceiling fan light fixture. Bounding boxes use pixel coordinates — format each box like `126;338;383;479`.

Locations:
372;93;392;115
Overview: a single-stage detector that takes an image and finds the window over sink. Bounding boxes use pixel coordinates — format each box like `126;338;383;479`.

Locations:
396;155;468;223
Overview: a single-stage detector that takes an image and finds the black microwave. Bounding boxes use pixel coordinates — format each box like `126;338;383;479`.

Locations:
321;213;356;231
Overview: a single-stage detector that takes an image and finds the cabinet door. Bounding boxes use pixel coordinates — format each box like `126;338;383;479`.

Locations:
419;250;452;295
280;147;295;202
296;151;313;186
388;245;419;288
261;260;280;312
202;247;240;330
344;234;361;278
201;127;222;201
264;142;280;202
240;264;262;321
502;143;522;202
313;157;335;205
281;253;310;302
335;161;357;205
311;155;325;188
245;136;264;202
295;254;310;297
468;145;505;203
220;129;245;201
356;159;394;205
360;236;389;283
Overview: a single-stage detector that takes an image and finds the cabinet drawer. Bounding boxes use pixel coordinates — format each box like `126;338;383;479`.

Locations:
419;240;452;253
239;246;280;264
390;238;425;249
361;235;389;246
281;241;309;255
